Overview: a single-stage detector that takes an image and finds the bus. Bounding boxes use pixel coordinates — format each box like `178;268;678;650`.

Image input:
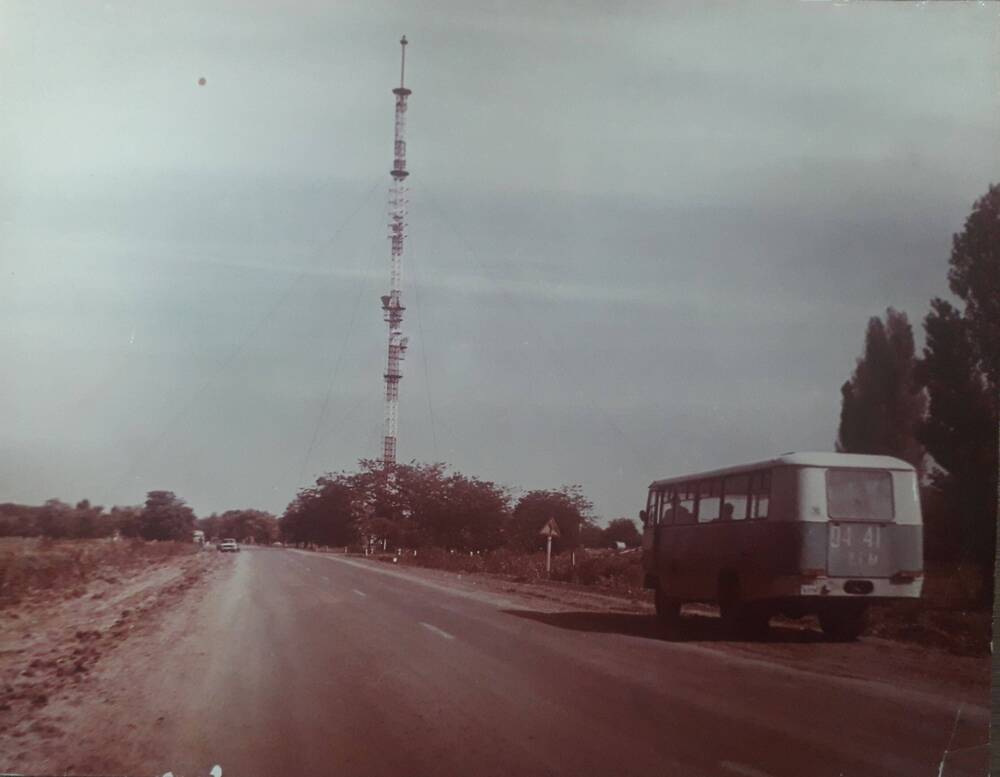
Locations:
639;452;923;640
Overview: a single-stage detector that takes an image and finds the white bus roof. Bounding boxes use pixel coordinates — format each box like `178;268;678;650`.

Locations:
648;451;914;489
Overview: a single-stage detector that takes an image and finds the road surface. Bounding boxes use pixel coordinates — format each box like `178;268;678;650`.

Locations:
53;549;991;776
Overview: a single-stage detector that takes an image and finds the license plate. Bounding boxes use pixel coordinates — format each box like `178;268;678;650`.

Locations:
827;523;891;577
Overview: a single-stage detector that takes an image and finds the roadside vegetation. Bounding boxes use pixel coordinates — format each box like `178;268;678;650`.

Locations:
1;492;279;547
835;184;998;605
389;546;645;593
278;458;636;557
0;537;198;607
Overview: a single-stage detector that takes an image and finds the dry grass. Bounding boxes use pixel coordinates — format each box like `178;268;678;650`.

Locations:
388;547;647;594
0;537;197;607
867;603;991;656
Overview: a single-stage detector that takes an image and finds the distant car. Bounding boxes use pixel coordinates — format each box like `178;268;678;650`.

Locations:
218;539;239;553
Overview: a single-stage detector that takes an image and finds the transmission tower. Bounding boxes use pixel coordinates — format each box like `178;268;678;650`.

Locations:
380;35;411;469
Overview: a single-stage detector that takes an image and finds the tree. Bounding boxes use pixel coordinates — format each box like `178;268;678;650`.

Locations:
204;509;278;544
37;499;76;538
283;460;512;551
836;307;926;468
73;500;109;538
0;503;42;537
338;459;413;547
947;184;1000;393
578;518;605;548
111;505;143;538
281;477;357;547
508;486;593;552
917;185;1000;603
0;500;112;539
139;491;196;541
198;513;222;541
391;464;509;550
603;517;642;548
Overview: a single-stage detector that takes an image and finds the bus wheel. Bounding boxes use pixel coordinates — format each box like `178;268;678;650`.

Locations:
819;606;867;642
654;585;681;625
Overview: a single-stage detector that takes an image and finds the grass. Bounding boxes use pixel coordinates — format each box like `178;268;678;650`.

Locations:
0;537;197;606
389;546;648;594
867;603;991;656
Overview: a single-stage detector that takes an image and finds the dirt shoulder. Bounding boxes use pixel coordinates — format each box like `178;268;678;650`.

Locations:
0;541;225;771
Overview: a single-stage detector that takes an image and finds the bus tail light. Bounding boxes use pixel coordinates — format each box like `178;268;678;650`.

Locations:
800;569;825;579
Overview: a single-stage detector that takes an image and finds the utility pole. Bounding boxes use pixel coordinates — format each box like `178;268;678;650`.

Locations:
380;35;411;472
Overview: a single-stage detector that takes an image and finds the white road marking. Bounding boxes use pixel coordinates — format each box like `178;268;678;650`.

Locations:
353;589;367;597
938;703;963;777
419;622;455;640
719;762;778;777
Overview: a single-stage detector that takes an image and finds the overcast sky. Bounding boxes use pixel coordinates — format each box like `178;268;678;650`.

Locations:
2;1;997;521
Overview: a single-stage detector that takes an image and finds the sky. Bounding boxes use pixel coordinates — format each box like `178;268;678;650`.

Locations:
1;1;998;522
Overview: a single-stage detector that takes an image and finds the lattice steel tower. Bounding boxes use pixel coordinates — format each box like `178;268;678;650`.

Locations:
380;35;411;468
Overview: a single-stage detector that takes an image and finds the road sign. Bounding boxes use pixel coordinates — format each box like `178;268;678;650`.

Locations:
539;518;560;576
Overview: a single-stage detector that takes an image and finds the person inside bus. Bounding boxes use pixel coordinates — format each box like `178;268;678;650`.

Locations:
721;502;735;521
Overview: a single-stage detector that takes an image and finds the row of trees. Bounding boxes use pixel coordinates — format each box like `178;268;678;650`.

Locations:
198;509;279;545
0;473;631;553
0;491;199;541
837;184;998;601
0;491;281;545
0;499;111;539
280;459;637;552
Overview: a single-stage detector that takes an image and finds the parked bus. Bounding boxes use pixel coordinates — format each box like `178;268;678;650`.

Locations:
639;452;923;640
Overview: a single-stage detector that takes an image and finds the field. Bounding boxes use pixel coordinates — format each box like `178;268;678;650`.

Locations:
0;537;199;606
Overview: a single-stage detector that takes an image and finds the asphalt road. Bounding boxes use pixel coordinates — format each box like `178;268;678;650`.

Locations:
98;549;988;777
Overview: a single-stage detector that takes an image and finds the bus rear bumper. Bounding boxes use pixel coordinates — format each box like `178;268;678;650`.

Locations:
763;575;923;600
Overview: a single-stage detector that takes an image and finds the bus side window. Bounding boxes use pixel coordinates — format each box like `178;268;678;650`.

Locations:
722;474;750;520
751;470;771;518
646;490;659;526
699;479;721;522
676;483;696;525
660;488;676;526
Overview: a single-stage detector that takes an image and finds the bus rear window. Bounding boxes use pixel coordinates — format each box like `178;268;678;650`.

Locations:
826;469;894;521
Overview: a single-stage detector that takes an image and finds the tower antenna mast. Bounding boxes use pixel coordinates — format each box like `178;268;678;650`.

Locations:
380;35;411;470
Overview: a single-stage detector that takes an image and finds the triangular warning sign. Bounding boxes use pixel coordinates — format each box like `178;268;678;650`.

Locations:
538;518;561;538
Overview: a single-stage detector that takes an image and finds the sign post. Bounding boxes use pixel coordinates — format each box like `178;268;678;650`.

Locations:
538;518;561;578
